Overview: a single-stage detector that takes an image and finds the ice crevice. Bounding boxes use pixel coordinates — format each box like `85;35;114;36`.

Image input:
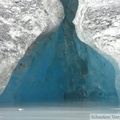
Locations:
0;0;119;104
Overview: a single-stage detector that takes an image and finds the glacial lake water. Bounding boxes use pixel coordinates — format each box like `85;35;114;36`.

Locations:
0;102;119;120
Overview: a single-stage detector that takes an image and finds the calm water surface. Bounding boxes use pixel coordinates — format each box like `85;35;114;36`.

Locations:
0;102;119;120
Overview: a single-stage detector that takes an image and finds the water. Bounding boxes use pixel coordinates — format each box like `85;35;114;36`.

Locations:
0;102;119;120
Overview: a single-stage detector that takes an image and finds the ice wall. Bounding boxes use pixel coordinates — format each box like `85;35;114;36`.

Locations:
74;0;120;102
0;0;64;93
0;0;118;104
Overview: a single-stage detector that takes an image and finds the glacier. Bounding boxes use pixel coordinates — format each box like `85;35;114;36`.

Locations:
0;0;64;93
74;0;120;102
0;0;119;104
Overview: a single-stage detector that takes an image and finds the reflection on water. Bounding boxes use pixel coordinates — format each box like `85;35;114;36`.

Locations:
0;102;119;120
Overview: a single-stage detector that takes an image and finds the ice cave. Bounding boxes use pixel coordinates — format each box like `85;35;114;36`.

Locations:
0;0;119;105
